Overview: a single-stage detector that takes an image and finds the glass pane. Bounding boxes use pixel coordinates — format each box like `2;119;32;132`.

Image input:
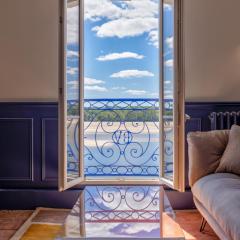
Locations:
83;0;160;180
65;186;184;238
162;0;174;180
66;0;80;182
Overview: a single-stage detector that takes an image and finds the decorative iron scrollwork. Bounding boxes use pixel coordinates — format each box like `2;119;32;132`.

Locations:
83;186;175;223
67;99;173;178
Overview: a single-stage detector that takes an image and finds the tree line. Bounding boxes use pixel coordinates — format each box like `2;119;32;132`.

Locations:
68;106;173;122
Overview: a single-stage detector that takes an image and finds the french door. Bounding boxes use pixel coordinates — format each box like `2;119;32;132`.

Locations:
59;0;185;191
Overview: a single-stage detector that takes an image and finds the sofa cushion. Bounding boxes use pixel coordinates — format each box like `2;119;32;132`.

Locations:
187;130;229;186
216;125;240;175
192;173;240;240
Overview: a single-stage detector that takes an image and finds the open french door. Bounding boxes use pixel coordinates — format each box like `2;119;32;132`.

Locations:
159;0;185;192
59;0;84;191
59;0;185;191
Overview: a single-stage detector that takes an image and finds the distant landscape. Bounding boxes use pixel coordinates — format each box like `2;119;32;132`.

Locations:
68;107;173;122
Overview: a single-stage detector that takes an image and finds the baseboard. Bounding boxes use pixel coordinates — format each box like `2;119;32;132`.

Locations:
0;188;195;210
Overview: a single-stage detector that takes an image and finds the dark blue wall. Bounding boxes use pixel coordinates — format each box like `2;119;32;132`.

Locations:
0;103;58;189
0;102;239;210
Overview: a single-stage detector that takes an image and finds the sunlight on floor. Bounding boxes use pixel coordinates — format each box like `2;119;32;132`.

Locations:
175;211;219;240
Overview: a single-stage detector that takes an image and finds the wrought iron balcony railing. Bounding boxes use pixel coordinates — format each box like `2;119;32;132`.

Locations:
67;98;173;179
83;186;174;223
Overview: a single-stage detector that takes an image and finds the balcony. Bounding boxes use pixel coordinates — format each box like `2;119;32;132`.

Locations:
67;98;173;179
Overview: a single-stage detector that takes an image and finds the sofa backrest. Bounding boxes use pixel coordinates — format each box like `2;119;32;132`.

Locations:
187;130;229;187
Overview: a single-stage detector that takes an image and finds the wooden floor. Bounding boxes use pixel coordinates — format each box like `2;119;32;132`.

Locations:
0;210;219;240
175;211;219;240
0;211;33;240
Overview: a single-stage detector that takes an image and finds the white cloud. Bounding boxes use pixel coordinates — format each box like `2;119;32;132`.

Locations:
85;0;158;22
67;80;79;89
68;78;105;90
67;1;159;47
67;50;79;58
85;85;107;92
84;222;123;238
112;86;126;90
164;59;173;68
165;95;173;99
123;223;159;235
85;77;105;85
149;92;159;97
165;36;173;49
164;80;172;85
92;17;158;38
148;30;158;48
164;90;173;94
84;0;159;47
164;3;173;11
84;0;122;22
97;52;144;61
125;90;147;96
121;0;158;19
67;67;78;75
110;70;154;78
164;90;173;99
67;6;79;44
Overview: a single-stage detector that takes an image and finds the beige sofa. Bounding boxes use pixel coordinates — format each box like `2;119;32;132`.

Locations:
188;129;240;240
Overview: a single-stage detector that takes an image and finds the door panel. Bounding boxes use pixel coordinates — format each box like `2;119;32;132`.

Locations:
59;0;83;191
160;0;185;191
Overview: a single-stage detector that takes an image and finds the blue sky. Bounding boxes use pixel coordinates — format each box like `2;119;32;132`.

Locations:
66;0;173;100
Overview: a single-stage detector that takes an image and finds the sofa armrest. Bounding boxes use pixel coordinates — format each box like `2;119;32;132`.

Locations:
187;130;229;187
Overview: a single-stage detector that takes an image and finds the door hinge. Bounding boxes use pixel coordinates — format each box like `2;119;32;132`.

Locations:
59;16;63;24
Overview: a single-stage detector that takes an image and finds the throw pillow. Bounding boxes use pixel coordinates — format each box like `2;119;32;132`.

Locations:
216;124;240;175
